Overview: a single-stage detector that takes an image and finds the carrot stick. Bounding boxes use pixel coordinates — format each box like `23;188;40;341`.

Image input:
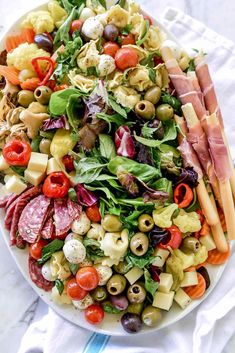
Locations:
183;273;206;299
207;246;231;265
0;65;20;85
20;77;40;91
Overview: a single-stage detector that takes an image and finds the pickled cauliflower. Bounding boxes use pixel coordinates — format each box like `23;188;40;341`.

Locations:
7;43;50;71
21;10;55;34
152;203;178;229
173;210;201;233
48;0;67;28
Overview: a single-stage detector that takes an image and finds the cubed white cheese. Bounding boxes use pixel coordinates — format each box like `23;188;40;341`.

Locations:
125;267;144;285
174;288;192;309
158;273;173;293
47;157;61;175
0;155;9;171
28;152;48;173
153;291;175;311
24;169;45;186
180;271;198;287
5;175;27;195
152;248;170;267
200;234;216;251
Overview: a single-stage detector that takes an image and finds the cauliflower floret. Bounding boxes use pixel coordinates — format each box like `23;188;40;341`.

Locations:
173;210;201;233
100;229;129;260
48;0;67;28
173;249;194;270
7;43;50;71
152;203;178;229
21;10;54;34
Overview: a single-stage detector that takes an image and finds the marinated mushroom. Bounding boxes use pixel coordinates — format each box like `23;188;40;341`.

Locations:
34;86;53;105
138;214;154;232
144;86;161;105
18;90;35;108
155;103;174;121
127;283;146;304
106;274;127;295
135;100;155;120
101;214;122;232
130;232;149;256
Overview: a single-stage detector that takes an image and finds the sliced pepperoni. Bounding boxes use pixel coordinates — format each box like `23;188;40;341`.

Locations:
54;198;72;236
18;195;51;243
67;199;82;220
41;217;54;239
28;256;54;291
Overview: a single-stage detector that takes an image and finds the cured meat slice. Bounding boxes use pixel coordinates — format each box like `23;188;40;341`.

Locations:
28;257;54;291
41;217;54;239
0;194;11;208
178;138;203;179
10;197;31;245
18;194;51;243
54;199;72;236
67;199;82;220
187;71;205;108
5;193;20;210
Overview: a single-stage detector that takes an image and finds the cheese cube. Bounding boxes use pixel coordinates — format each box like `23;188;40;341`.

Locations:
0;155;9;171
25;169;45;186
47;157;61;175
153;291;174;311
125;267;144;285
28;152;48;173
174;288;192;309
5;175;27;195
152;248;170;267
158;273;173;293
200;234;216;251
180;271;198;287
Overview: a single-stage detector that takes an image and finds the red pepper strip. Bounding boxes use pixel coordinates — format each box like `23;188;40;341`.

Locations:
31;56;55;86
173;182;194;208
159;225;182;250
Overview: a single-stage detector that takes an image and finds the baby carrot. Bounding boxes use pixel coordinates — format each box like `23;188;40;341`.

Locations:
207;246;231;265
183;273;206;299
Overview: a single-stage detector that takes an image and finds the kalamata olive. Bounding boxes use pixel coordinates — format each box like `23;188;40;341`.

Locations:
106;274;126;295
121;312;142;333
103;24;119;41
113;261;130;274
147;119;165;140
197;266;210;289
101;214;122;232
110;294;129;311
181;237;200;253
138;214;154;232
150;226;169;247
127;283;146;304
18;90;35;108
141;305;162;327
34;33;53;53
155;103;174;121
135;100;155;120
144;86;161;105
34;86;53;105
127;303;144;315
130;232;149;256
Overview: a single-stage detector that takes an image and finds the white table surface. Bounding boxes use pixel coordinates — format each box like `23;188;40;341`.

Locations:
0;1;235;352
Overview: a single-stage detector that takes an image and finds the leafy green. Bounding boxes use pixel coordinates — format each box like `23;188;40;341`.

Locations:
121;210;143;229
121;24;133;35
187;59;196;72
148;68;156;83
49;88;81;116
144;269;158;298
158;143;181;158
87;66;100;77
160;150;181;175
85;184;118;204
161;92;181;114
54;7;76;47
142;122;163;139
125;248;155;269
37;240;64;265
102;302;121;314
99;134;116;160
66;94;83;132
136;20;150;46
68;187;77;202
10;166;26;177
108;95;127;118
74;157;107;184
69;263;79;275
140;50;161;67
83;238;104;261
31;136;42;152
55;279;64;295
151;178;173;203
96;112;127;132
118;198;155;208
97;0;107;10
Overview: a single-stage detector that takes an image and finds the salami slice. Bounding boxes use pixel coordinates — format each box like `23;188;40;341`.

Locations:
28;257;54;291
5;193;21;209
10;197;30;245
0;194;11;208
18;194;51;243
67;199;82;220
54;198;72;236
41;217;54;239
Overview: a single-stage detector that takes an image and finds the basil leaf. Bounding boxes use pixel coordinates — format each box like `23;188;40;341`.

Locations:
102;302;121;314
66;94;83;132
10;166;26;177
108;95;127;118
54;7;76;47
83;237;104;261
125;248;155;269
140;50;161;67
99;134;116;160
161;92;181;114
55;279;64;295
144;269;158;298
38;239;64;264
74;157;107;184
69;263;79;275
136;20;150;46
121;24;133;35
148;68;156;83
49;88;81;116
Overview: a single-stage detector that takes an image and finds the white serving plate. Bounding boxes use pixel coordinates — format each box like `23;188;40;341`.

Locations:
0;0;227;336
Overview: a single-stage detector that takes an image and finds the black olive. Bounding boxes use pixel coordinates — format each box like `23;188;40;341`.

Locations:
103;24;119;41
197;266;210;289
121;312;142;333
34;34;53;53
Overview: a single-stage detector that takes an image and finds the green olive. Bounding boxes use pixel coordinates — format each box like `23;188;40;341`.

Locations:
127;303;144;315
141;305;162;327
91;286;108;302
34;86;53;105
101;214;122;232
106;274;127;295
135;100;155;120
39;138;51;155
138;214;154;233
17;90;35;108
130;232;149;256
144;86;161;105
181;237;200;253
155;104;174;121
113;261;130;274
127;283;146;304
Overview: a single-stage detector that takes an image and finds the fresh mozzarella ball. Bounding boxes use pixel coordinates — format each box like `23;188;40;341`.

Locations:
94;264;113;286
65;232;83;243
41;261;57;281
82;17;104;40
71;212;91;235
79;7;96;21
98;54;116;77
72;294;94;310
63;239;86;264
161;40;182;60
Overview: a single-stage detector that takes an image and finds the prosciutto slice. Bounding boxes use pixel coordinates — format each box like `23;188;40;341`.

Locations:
178;138;203;179
187;71;205;108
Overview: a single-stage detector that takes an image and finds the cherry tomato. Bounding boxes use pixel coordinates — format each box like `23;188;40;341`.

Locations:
62;155;75;173
70;19;83;34
115;47;138;71
84;304;104;325
67;278;88;300
42;172;70;198
3;139;31;166
29;239;47;260
103;41;120;58
86;204;101;222
143;15;153;26
174;183;194;208
159;225;182;250
119;33;135;46
76;266;99;291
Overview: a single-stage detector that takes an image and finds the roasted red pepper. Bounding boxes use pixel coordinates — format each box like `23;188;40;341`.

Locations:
43;172;70;198
62;155;75;173
86;204;101;222
31;56;55;86
159;225;182;250
3;139;31;166
174;182;194;208
115;125;135;159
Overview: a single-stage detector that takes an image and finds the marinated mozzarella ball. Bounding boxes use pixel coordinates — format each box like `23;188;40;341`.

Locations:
63;239;86;264
94;264;113;285
41;261;57;281
71;212;91;235
65;232;83;243
98;54;116;77
81;17;104;40
79;7;96;21
161;40;182;60
72;294;94;310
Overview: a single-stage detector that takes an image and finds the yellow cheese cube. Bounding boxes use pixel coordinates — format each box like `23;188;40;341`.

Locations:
47;157;61;175
158;273;173;293
125;267;144;285
0;155;9;171
174;288;192;309
28;152;48;173
25;169;45;186
153;291;174;311
180;271;198;287
200;234;216;251
5;175;27;195
152;248;170;267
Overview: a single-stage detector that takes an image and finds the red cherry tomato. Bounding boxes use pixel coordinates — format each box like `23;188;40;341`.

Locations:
29;239;47;260
119;33;135;46
3;139;31;166
115;47;138;71
86;204;101;222
143;15;153;26
103;41;120;58
70;19;83;34
42;172;70;198
67;278;88;300
76;266;99;291
62;155;75;173
174;183;194;208
84;304;104;325
159;225;182;250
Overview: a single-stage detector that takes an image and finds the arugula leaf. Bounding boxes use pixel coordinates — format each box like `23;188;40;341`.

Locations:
66;94;83;132
55;279;64;295
161;92;181;114
99;199;106;218
49;88;81;116
121;24;133;35
69;263;79;275
37;240;64;264
83;237;104;261
140;50;161;67
54;7;76;47
121;210;142;229
108;95;127;118
125;248;155;269
87;66;100;77
187;59;196;72
136;20;150;46
142;122;163;138
74;157;107;184
96;112;127;132
148;68;156;83
10;166;26;177
99;134;116;160
102;302;121;314
118;198;155;207
144;269;158;298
